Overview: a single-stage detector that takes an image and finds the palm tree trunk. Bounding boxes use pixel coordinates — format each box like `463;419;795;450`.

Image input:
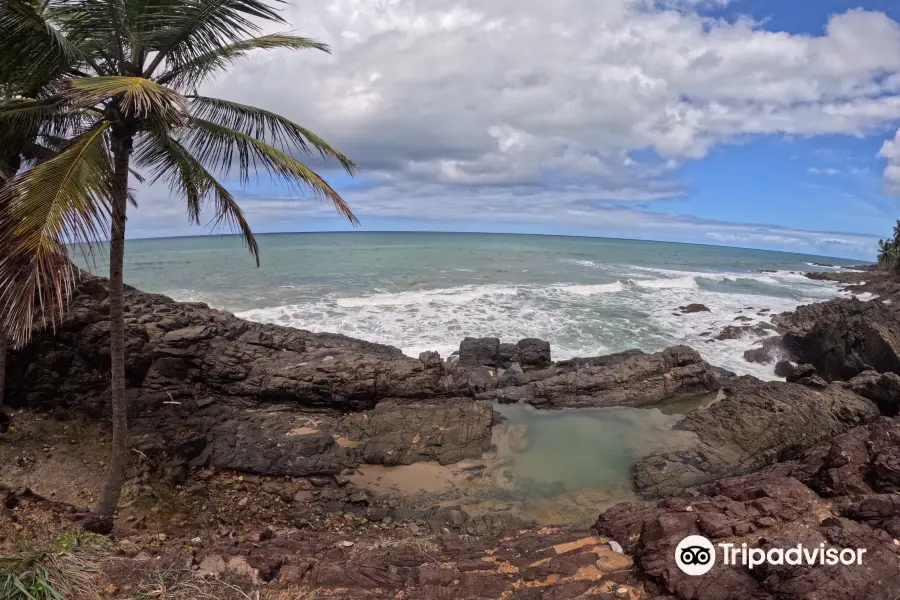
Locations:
93;139;131;527
0;330;7;431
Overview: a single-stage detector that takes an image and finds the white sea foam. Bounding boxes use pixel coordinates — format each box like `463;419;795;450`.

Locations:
555;282;625;296
231;267;844;382
563;259;604;268
632;276;699;290
334;285;519;307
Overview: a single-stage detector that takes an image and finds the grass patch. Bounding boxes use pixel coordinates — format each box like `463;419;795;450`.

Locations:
0;551;102;600
114;562;320;600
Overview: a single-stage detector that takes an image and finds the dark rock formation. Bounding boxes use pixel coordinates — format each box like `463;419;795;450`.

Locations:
6;278;486;477
473;346;721;409
775;298;900;381
742;335;785;364
846;371;900;417
715;322;775;341
458;337;502;368
498;342;518;365
774;360;793;378
775;361;817;382
679;304;711;313
597;416;900;600
633;377;880;499
515;338;551;368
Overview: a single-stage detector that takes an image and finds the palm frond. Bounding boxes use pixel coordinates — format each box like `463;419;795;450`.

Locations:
184;117;358;224
64;76;188;121
0;96;84;143
143;0;287;77
134;131;260;264
0;0;84;90
0;122;114;345
188;95;356;173
158;33;329;89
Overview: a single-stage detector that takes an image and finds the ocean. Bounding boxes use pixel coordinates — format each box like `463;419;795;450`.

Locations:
115;232;862;380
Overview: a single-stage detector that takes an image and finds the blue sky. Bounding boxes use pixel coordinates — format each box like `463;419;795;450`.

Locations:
130;0;900;260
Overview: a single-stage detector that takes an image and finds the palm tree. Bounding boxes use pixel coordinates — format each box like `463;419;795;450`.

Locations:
0;0;358;531
1;3;82;429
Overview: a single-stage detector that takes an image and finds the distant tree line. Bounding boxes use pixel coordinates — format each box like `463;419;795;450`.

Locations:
878;221;900;271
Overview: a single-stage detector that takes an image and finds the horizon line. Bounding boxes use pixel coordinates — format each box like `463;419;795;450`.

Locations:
123;230;873;263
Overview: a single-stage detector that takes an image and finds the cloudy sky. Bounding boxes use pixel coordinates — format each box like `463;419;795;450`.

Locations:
131;0;900;260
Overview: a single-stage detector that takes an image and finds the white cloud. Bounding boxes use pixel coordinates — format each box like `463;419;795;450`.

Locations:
879;129;900;193
129;0;900;253
808;167;841;175
129;177;881;259
189;2;900;190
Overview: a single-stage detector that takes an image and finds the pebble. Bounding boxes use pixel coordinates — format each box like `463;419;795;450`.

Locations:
340;540;354;547
608;540;624;554
616;587;629;598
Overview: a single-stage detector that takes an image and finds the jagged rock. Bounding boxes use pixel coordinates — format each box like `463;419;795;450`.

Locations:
5;277;486;478
715;323;775;341
679;304;710;313
499;343;518;364
810;417;900;497
477;346;720;409
596;475;900;599
458;337;502;367
597;416;900;600
742;335;785;364
776;298;900;381
780;362;817;382
774;360;793;378
515;338;551;368
633;378;879;499
846;371;900;416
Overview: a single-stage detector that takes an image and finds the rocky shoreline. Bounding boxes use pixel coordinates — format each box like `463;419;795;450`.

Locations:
3;268;900;599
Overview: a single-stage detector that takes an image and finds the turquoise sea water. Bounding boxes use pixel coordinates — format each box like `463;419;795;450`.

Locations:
113;232;862;379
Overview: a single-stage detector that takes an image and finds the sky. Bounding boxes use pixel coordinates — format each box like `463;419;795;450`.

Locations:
130;0;900;260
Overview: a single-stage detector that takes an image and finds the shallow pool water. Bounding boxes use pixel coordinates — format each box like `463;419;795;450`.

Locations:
491;399;709;495
352;394;716;526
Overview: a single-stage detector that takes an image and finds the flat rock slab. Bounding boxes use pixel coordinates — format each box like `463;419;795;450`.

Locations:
473;345;720;409
633;377;880;499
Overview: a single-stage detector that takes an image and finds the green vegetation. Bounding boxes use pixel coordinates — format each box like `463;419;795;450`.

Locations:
877;220;900;271
0;0;358;530
0;551;101;600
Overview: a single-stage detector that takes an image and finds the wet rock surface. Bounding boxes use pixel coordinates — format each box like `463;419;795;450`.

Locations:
596;416;900;600
775;297;900;381
633;377;880;499
5;278;487;479
473;346;721;409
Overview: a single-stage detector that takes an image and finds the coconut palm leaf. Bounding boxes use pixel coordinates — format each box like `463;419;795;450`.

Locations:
143;0;286;77
187;96;357;172
0;96;97;147
1;0;359;527
64;76;188;120
0;122;113;344
185;117;358;223
134;131;260;264
157;33;329;89
0;0;85;89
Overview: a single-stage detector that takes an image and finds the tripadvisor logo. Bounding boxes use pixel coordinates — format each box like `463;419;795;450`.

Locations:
675;535;716;576
674;535;868;576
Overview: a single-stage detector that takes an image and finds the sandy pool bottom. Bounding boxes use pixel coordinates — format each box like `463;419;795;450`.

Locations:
350;396;712;526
